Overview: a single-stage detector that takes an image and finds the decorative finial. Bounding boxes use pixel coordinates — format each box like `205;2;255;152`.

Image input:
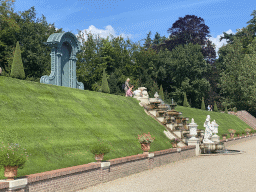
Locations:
191;118;194;123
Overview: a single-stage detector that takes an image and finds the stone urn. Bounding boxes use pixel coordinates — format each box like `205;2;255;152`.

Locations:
141;143;150;153
95;154;104;162
4;166;18;180
172;143;177;148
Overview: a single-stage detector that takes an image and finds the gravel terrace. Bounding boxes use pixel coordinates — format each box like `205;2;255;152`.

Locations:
77;138;256;192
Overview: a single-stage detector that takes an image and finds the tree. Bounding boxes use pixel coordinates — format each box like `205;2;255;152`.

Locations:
101;68;110;93
144;31;152;50
165;15;216;64
10;41;25;79
183;92;190;107
201;97;205;110
164;43;211;108
0;0;20;74
214;101;218;112
159;84;164;101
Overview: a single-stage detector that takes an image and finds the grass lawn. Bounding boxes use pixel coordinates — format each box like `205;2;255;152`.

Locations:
0;76;171;179
0;76;252;179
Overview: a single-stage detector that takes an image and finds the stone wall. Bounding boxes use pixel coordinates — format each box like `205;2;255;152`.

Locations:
0;146;196;192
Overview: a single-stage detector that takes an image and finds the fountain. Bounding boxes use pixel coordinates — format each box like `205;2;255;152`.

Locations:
196;115;242;155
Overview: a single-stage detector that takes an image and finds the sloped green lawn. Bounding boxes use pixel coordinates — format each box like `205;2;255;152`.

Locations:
0;76;171;179
0;76;252;179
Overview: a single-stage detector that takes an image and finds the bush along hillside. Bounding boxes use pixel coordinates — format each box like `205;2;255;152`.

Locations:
0;76;171;179
175;106;251;138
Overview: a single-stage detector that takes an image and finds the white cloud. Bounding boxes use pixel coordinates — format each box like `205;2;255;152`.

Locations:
77;25;132;41
209;29;235;58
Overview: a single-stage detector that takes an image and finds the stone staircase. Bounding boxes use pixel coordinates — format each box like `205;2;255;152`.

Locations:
142;104;187;147
236;110;256;129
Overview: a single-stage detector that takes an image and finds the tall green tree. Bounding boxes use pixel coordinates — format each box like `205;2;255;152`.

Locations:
101;68;110;93
0;0;20;74
10;41;25;79
164;43;211;107
165;14;216;64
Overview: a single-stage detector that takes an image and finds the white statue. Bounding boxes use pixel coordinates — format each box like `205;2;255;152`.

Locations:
203;115;214;143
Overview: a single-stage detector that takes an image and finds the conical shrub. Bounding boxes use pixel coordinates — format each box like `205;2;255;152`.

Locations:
225;106;228;114
159;84;164;101
214;101;218;112
201;97;205;110
10;41;25;79
101;68;110;93
183;92;190;107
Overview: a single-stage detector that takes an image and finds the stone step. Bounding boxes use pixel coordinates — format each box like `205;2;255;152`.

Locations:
163;130;176;140
148;110;157;117
157;117;165;123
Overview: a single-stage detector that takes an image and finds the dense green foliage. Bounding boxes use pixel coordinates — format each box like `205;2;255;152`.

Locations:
90;142;111;155
10;41;25;79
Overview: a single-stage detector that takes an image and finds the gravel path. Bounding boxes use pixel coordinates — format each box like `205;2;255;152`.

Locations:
78;139;256;192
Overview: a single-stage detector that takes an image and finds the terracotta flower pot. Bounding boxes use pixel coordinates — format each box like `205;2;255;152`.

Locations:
4;166;18;181
230;133;234;138
172;143;177;148
141;143;150;153
95;154;104;162
222;136;226;140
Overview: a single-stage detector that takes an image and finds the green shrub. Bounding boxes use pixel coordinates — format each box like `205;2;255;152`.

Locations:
201;97;205;110
101;69;110;93
0;143;29;169
214;101;218;112
183;92;190;107
90;143;111;155
10;41;25;79
225;106;228;114
233;107;237;112
159;85;164;101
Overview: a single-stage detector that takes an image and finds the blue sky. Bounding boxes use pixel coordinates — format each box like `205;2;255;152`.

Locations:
13;0;256;56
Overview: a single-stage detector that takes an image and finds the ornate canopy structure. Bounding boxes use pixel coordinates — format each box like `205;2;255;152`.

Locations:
40;32;84;90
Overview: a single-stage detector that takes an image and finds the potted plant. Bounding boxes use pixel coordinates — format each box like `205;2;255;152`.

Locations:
0;143;30;180
170;138;179;148
236;131;241;137
241;130;246;136
228;129;236;138
90;142;110;162
222;133;227;140
245;128;251;135
138;132;155;153
251;129;256;135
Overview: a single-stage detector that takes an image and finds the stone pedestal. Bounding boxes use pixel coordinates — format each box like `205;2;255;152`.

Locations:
188;138;200;156
211;135;220;143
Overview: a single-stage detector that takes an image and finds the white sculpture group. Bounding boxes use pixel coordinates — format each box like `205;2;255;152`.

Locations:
203;115;219;143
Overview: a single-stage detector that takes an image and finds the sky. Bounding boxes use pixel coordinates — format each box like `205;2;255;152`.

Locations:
12;0;256;57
